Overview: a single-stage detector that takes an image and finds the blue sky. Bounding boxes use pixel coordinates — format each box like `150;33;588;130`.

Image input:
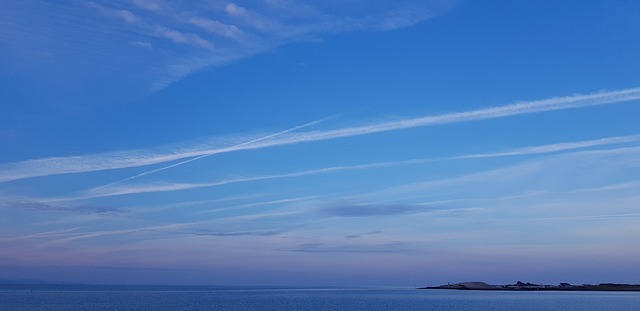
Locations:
1;0;640;286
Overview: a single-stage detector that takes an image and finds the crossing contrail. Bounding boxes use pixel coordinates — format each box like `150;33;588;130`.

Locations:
89;116;334;191
2;87;640;184
66;134;640;201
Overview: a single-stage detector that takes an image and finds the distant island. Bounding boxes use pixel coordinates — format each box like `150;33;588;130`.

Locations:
420;281;640;292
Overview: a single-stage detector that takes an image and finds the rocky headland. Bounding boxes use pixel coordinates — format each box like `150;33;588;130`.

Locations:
420;281;640;291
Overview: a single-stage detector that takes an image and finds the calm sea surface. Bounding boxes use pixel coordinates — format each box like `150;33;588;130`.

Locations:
1;285;639;311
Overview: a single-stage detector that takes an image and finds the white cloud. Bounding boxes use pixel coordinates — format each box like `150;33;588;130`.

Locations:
0;1;456;96
132;0;163;13
364;5;437;31
225;3;281;32
256;87;640;149
225;3;250;18
357;146;640;203
87;1;215;51
40;137;640;202
89;115;332;191
85;2;143;24
153;26;215;50
1;87;639;184
0;227;81;243
457;134;640;159
188;17;245;41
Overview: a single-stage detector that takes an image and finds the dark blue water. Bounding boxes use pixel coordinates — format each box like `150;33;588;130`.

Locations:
1;285;639;310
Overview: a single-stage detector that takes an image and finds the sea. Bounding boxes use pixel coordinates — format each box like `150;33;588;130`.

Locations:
1;285;639;311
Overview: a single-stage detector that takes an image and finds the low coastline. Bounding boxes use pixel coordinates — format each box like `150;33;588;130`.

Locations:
420;281;640;292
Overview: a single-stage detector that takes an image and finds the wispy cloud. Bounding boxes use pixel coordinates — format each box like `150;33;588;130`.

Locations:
0;201;126;215
318;201;435;217
456;134;640;159
199;196;316;215
185;229;284;237
43;221;210;243
153;26;215;50
224;3;280;32
85;2;144;25
131;0;163;13
63;135;640;201
66;174;324;201
286;242;408;254
355;146;640;204
534;213;640;221
0;115;331;184
345;231;383;239
0;1;454;98
90;115;332;191
2;87;639;184
261;87;640;148
188;17;245;41
0;227;82;243
11;219;286;245
86;2;217;51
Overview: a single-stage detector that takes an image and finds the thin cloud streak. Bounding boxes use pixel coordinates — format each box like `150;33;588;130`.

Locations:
0;227;82;243
1;201;126;214
66;169;358;201
90;116;334;191
49;221;210;243
1;87;639;184
356;146;640;204
63;134;640;201
534;213;640;221
36;217;290;244
0;115;333;184
455;134;640;159
199;196;317;215
286;242;409;254
253;87;640;149
1;1;453;97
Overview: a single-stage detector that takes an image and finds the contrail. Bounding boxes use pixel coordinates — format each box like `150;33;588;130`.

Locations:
89;116;333;191
1;87;639;183
455;134;640;159
0;227;82;243
64;134;640;201
240;87;640;148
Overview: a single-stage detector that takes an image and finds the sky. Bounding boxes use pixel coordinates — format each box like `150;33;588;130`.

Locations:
1;0;640;286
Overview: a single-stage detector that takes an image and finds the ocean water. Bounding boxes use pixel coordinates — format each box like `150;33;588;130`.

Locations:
1;285;639;311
